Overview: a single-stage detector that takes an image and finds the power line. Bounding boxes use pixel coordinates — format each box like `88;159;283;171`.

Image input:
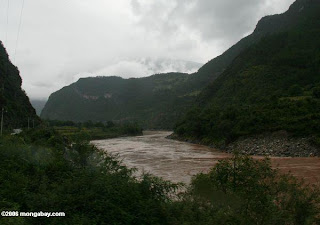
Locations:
5;0;9;45
14;0;25;63
1;107;4;136
0;0;4;40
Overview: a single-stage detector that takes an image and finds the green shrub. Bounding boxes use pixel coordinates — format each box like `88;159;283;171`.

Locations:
189;155;320;225
289;84;303;96
313;87;320;99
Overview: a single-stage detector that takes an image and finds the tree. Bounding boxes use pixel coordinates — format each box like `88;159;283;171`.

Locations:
288;84;303;96
190;155;320;225
313;87;320;98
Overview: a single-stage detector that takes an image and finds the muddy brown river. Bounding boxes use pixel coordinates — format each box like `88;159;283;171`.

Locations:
92;131;320;185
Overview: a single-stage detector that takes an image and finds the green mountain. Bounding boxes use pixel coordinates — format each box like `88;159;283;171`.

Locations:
42;0;317;130
30;99;47;116
0;41;38;129
41;73;196;128
175;0;320;145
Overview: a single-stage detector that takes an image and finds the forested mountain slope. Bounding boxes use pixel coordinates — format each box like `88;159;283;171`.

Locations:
41;73;195;128
175;0;320;146
0;41;38;129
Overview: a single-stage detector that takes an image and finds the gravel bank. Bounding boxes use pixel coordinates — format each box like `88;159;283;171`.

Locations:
168;131;320;157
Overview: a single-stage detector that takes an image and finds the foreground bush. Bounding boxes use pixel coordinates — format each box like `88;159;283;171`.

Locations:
182;155;320;225
0;130;178;225
0;129;319;224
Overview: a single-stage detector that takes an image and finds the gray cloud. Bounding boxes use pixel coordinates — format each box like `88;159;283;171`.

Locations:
72;58;202;81
0;0;295;100
130;0;295;47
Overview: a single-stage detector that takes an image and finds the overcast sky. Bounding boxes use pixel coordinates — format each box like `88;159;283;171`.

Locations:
0;0;295;100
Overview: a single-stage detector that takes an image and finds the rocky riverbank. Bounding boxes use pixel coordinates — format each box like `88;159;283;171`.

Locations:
225;131;319;157
168;131;320;157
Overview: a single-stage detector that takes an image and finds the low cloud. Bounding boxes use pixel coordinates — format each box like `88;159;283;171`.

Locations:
0;0;295;100
72;58;202;81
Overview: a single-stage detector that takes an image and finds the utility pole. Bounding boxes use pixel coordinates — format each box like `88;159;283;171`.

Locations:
0;107;4;136
27;117;29;130
33;119;34;128
0;83;4;136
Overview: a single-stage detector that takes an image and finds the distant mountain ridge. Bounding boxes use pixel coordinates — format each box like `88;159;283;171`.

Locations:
41;0;316;130
73;58;202;80
0;41;38;129
30;99;47;116
119;58;203;76
41;73;195;128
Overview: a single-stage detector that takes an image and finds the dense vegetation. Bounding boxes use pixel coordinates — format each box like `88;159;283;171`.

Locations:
41;73;196;129
0;129;179;225
185;155;320;225
175;0;320;146
1;129;319;225
0;41;39;129
45;120;143;141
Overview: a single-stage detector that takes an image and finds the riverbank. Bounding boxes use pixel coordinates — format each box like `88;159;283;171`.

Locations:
53;124;143;141
167;131;320;157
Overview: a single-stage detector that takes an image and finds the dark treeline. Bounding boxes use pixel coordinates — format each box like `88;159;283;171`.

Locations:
44;119;143;141
46;119;119;128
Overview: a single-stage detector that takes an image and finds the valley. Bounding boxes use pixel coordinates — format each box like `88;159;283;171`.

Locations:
1;0;320;224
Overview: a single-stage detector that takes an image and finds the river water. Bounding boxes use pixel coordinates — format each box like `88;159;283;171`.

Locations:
92;131;320;185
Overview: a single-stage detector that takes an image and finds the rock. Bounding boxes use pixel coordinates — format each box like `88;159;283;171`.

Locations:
225;131;320;158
